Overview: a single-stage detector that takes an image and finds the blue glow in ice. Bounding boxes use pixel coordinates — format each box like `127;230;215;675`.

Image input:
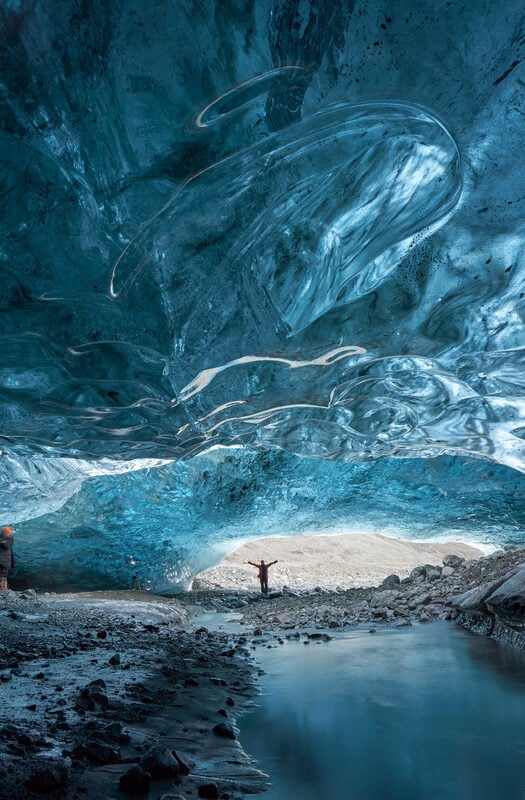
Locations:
1;0;524;589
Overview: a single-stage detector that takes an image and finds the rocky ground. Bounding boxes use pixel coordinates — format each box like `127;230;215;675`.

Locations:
0;591;266;800
1;544;525;800
183;545;525;647
196;533;483;592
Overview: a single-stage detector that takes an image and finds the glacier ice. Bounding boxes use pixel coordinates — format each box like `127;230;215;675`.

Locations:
0;0;525;590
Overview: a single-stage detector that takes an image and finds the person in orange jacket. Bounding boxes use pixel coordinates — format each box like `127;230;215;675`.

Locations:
248;559;278;595
0;526;14;591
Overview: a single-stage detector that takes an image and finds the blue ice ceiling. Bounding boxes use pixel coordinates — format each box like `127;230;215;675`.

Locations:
1;0;525;590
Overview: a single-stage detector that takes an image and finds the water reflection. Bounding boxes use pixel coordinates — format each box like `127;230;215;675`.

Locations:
240;623;525;800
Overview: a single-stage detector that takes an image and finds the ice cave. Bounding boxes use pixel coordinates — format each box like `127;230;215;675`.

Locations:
1;0;525;593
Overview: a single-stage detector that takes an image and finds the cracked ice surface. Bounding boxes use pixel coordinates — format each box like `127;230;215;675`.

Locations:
1;0;525;589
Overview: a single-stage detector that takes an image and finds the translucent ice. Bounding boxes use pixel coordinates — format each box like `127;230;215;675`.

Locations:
1;0;525;589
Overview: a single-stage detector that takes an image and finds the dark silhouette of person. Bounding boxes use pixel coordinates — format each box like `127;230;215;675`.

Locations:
248;559;278;595
0;526;14;591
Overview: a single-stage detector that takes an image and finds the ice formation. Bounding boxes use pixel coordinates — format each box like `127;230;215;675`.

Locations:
1;0;524;590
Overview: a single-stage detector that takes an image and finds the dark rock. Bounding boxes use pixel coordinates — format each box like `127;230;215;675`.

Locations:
380;574;401;588
199;782;220;799
158;795;187;800
96;630;108;639
140;746;180;779
212;722;236;739
452;574;514;611
443;554;465;568
485;565;525;622
84;677;106;689
78;680;110;709
173;749;192;775
73;740;121;765
456;610;495;636
408;566;427;581
119;765;151;795
109;653;121;665
26;763;70;793
102;721;131;743
391;618;412;628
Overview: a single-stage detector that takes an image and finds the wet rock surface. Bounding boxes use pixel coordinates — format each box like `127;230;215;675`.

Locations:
0;591;266;800
3;547;525;799
180;546;525;649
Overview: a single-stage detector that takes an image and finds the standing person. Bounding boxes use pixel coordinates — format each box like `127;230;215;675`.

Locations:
0;526;14;591
248;559;278;595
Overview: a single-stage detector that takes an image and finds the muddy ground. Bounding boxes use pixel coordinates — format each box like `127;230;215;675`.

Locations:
1;544;524;800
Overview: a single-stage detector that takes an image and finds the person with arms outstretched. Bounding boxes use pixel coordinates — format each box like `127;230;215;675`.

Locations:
248;559;278;595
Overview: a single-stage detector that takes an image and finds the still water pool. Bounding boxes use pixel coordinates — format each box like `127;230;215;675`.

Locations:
239;623;525;800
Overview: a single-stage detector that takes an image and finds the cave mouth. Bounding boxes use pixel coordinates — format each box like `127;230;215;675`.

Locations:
1;0;525;592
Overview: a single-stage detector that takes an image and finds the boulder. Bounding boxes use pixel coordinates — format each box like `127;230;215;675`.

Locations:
73;740;121;765
485;565;525;623
348;600;369;614
140;746;180;779
391;618;412;628
26;764;70;793
369;591;399;609
421;603;447;619
441;566;455;578
173;749;192;775
408;566;427;581
425;568;442;582
158;795;187;800
380;574;401;588
443;554;465;568
408;593;431;610
159;794;186;800
451;572;516;611
119;766;150;795
78;678;109;710
198;782;219;799
212;722;235;739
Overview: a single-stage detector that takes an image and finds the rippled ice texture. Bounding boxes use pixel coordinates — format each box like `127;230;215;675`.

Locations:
1;0;525;589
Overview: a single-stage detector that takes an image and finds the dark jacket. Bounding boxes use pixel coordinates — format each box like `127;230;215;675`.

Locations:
0;532;14;569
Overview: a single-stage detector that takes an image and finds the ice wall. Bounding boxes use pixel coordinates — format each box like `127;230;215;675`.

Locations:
1;0;525;589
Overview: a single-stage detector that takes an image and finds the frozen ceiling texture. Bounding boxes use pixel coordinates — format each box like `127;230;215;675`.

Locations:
1;0;525;591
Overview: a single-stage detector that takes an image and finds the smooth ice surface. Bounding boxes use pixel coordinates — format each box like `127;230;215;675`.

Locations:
1;1;525;588
240;624;525;800
10;451;525;592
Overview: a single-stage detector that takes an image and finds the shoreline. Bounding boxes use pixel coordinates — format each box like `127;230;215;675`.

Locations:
0;590;265;800
1;543;524;799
